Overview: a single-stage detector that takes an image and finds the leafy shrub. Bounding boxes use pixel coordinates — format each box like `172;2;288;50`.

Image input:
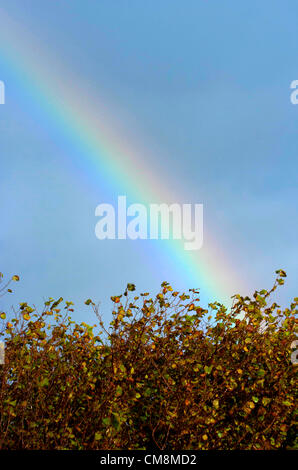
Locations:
0;270;297;450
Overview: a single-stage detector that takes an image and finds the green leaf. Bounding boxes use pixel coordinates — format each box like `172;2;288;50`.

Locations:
39;377;49;387
111;413;120;430
115;385;123;397
257;369;266;377
282;400;292;406
204;365;213;375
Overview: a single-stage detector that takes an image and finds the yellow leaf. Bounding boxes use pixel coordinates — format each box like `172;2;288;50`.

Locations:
213;399;219;409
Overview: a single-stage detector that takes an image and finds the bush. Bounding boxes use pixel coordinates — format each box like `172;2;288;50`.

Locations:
0;270;297;450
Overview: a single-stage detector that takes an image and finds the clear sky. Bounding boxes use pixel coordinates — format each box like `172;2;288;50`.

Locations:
0;1;297;325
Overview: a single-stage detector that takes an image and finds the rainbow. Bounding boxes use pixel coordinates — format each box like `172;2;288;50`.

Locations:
0;8;247;305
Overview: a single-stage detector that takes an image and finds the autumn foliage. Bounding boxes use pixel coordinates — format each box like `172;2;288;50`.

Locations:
0;270;297;450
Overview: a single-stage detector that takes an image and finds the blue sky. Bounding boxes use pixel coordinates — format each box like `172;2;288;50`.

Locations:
0;1;297;325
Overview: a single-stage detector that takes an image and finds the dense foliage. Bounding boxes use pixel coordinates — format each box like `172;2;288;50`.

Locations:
0;270;297;450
